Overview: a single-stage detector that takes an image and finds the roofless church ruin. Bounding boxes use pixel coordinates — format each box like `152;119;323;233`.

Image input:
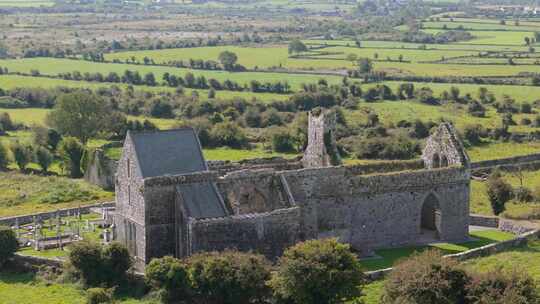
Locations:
114;109;470;269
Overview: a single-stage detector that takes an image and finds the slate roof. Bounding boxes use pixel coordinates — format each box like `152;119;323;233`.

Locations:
128;128;208;178
176;182;227;219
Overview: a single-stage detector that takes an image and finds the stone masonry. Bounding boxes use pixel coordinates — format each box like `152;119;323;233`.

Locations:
114;120;471;270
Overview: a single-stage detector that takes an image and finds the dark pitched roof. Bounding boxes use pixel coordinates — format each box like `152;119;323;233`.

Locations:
128;128;207;178
176;182;227;219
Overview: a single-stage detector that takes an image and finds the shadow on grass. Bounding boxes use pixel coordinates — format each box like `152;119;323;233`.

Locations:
0;271;36;284
360;232;515;271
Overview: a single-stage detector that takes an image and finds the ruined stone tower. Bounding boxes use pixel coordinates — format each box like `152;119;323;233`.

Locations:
302;108;341;168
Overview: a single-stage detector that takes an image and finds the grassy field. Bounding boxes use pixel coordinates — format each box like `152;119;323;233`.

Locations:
470;168;540;217
0;58;343;91
0;172;113;218
0;75;289;102
0;272;155;304
0;0;54;7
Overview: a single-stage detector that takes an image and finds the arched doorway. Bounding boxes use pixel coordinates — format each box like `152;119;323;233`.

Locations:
440;155;449;167
421;193;441;239
432;154;440;168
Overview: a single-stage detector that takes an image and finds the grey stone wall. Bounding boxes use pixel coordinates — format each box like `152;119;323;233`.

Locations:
469;214;500;228
216;169;293;215
422;123;470;169
190;207;301;258
84;149;118;190
302;109;341;168
471;153;540;170
0;202;114;227
282;166;470;253
114;136;147;269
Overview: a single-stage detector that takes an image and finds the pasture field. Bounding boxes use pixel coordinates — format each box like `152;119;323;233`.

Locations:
310;46;477;62
0;171;113;218
375;59;540;76
470;168;540;217
421;20;540;32
0;0;53;7
0;75;289;102
422;28;533;45
0;58;343;91
305;39;530;52
379;81;540;103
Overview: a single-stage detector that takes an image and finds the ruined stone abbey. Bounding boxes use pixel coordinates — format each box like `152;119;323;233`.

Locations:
114;109;471;269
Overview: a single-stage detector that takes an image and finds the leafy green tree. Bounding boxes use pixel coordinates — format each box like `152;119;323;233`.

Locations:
0;226;18;267
486;172;513;215
288;39;308;55
270;238;365;304
357;57;373;73
189;250;272;304
46;92;108;144
58;137;85;178
145;256;191;304
218;51;238;71
35;146;53;173
11;142;32;171
0;143;9;171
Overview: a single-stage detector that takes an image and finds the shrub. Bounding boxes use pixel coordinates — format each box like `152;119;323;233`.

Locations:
35;146;53;173
69;241;104;286
189;250;272;304
209;122;248;148
101;242;132;286
69;241;131;288
270;238;365;304
381;250;469;304
486;174;513;215
514;186;534;203
86;288;114;304
266;127;295;153
11;142;32;171
145;256;191;303
58;137;85;178
0;143;9;170
0;226;18;267
463;125;483;145
467;269;539;304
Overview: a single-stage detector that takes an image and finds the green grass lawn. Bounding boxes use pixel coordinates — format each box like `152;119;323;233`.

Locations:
462;239;540;279
0;272;155;304
0;171;113;218
0;0;54;7
359;229;515;271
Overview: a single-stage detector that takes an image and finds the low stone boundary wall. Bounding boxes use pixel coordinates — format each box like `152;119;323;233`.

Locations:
0;202;114;227
447;229;540;261
13;253;63;268
365;227;540;282
471;153;540;170
469;214;499;228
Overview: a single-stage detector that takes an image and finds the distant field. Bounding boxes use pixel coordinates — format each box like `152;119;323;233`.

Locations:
0;75;289;102
421;20;540;32
0;0;53;7
423;29;533;45
0;58;342;91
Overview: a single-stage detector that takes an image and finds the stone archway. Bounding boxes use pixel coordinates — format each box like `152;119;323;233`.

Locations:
432;153;440;168
440;155;449;167
421;193;441;239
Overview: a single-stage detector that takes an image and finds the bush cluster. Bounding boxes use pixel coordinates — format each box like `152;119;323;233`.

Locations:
68;241;132;288
382;250;539;304
0;226;18;267
145;239;365;304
